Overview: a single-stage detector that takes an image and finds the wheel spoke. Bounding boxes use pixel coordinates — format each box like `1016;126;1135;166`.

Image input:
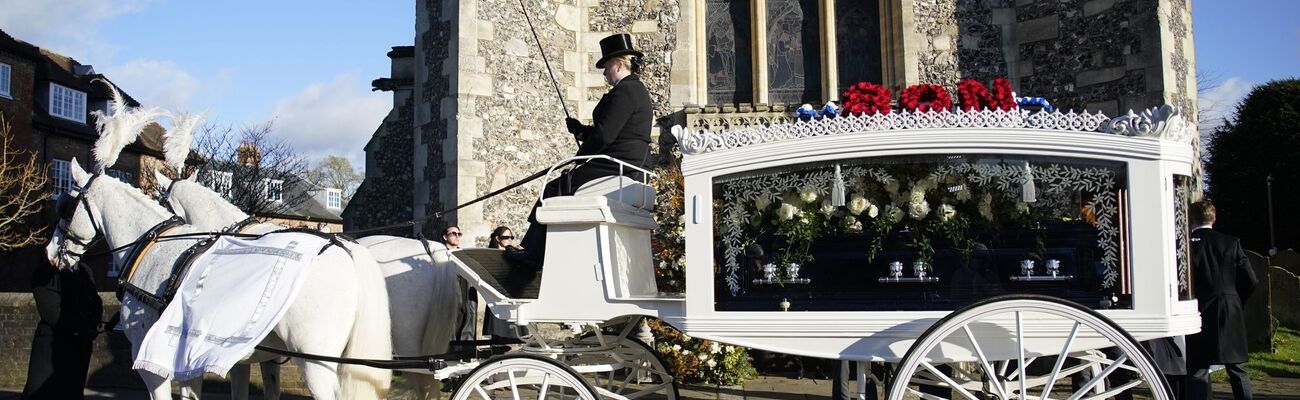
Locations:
539;373;552;400
474;385;492;400
962;324;1010;400
1078;379;1142;400
1040;322;1081;400
1065;354;1128;400
920;361;982;400
508;369;522;400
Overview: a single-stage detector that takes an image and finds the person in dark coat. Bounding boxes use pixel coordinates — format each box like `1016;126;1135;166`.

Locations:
507;33;653;269
1185;200;1257;400
23;262;103;400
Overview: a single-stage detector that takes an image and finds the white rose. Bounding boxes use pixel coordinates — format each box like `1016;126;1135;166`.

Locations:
908;199;931;220
672;344;682;351
848;195;869;214
844;217;864;232
699;354;710;361
754;194;772;210
909;188;926;204
938;203;956;222
682;349;691;355
867;204;879;218
820;200;836;216
956;189;972;202
885;180;900;194
800;187;819;203
885;205;904;223
710;342;722;354
778;203;799;221
706;359;718;368
1016;201;1030;214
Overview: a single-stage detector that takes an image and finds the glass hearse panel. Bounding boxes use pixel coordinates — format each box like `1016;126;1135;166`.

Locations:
712;154;1132;311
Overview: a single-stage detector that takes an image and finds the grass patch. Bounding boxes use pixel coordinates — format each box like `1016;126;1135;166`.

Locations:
1212;326;1300;382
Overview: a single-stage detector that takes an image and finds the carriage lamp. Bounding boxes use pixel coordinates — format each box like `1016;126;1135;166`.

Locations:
1046;259;1061;277
912;261;928;279
1020;259;1036;277
779;298;791;311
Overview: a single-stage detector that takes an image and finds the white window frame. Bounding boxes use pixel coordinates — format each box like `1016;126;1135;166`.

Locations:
49;83;87;123
0;62;11;99
326;188;342;209
264;178;284;202
50;159;72;198
202;170;234;199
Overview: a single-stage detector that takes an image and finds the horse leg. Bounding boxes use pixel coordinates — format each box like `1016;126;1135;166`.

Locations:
229;363;250;400
138;370;174;400
260;360;282;400
296;359;342;400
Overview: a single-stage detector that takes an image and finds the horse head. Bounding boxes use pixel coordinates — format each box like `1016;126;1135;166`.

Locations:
46;159;104;269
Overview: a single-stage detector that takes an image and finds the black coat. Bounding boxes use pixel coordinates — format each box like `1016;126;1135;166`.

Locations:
572;74;653;181
23;264;102;399
1185;227;1258;366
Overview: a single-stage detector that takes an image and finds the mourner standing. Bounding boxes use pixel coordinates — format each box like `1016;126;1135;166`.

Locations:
506;33;653;269
23;262;103;399
1185;200;1257;400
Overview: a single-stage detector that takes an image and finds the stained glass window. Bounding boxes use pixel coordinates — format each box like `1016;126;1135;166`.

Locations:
835;0;882;94
706;0;753;104
766;0;821;104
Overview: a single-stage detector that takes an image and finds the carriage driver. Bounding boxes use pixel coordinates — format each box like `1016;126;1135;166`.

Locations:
505;33;654;269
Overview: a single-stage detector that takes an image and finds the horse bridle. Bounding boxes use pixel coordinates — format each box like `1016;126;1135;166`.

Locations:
155;177;181;213
53;174;105;263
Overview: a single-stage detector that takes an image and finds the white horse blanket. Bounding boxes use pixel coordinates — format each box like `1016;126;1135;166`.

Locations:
134;233;329;380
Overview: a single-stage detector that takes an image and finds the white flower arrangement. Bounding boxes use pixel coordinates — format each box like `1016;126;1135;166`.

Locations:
799;186;819;203
867;204;879;218
907;196;931;220
979;194;994;221
820;199;836;216
848;195;870;214
778;202;799;221
754;194;772;210
884;205;904;223
1016;201;1031;214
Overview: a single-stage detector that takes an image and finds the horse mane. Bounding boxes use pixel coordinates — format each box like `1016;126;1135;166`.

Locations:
91;79;163;171
164;112;203;174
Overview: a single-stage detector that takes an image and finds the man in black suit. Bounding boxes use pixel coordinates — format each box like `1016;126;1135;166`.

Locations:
23;262;103;399
508;33;653;268
1185;200;1257;400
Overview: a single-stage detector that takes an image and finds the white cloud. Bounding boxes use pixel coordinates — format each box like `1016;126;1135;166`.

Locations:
0;0;158;61
267;74;389;169
103;59;213;112
1198;76;1253;135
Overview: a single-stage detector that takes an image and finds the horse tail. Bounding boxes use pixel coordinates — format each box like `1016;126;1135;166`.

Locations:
338;244;393;400
416;240;460;397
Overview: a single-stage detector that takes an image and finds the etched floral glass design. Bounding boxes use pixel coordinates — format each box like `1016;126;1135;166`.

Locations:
1173;174;1194;300
713;154;1131;311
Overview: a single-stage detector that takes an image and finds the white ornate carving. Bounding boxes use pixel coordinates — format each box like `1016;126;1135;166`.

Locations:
673;105;1195;156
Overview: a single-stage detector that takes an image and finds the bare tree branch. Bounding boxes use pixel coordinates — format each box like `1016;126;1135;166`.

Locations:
193;121;309;216
306;155;363;201
0;115;50;252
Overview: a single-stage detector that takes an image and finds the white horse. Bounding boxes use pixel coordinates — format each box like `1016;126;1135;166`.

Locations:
155;171;461;400
47;159;393;400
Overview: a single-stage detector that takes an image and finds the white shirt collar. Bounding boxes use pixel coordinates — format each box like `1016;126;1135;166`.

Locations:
1193;224;1213;231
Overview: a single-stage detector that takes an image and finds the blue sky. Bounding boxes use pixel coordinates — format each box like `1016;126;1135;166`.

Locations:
0;1;1295;166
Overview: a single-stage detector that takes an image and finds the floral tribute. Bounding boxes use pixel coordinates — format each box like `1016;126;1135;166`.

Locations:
650;319;757;385
991;78;1017;111
840;82;894;116
899;83;954;112
957;78;994;111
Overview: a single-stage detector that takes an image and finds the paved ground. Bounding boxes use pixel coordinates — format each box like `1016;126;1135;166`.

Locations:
4;374;1300;399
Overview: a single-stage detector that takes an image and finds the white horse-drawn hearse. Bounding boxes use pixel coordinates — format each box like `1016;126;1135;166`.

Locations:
48;83;1198;399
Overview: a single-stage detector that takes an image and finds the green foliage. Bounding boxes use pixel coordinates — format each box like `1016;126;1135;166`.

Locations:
650;319;758;385
1205;79;1300;252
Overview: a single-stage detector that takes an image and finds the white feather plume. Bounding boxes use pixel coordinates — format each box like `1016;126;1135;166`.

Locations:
164;112;203;174
90;79;162;171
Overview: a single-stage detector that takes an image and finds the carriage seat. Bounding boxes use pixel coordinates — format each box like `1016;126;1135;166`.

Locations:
537;175;656;227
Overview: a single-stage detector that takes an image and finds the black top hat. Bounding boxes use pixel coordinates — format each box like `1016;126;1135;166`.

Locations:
595;33;644;69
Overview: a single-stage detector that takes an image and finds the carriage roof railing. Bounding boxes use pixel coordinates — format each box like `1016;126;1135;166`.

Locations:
671;104;1195;157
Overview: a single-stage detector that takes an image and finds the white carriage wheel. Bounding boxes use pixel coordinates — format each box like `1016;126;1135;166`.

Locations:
566;334;680;400
888;295;1171;400
452;354;599;400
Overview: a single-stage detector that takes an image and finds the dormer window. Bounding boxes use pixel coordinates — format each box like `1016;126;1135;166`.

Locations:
0;62;11;99
50;83;87;123
264;179;284;202
326;188;342;209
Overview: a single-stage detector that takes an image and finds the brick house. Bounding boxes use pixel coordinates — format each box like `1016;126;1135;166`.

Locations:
0;29;171;292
